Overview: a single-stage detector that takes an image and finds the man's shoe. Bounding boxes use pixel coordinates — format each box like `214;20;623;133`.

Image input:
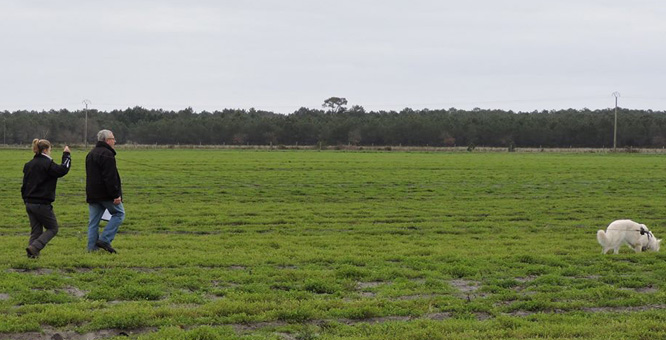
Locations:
95;241;117;254
26;245;40;258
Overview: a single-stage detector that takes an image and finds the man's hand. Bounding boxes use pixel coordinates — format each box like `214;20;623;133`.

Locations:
64;145;70;153
113;197;122;205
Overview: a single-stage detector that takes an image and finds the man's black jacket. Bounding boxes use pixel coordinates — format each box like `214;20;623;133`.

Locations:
21;152;71;204
86;141;122;203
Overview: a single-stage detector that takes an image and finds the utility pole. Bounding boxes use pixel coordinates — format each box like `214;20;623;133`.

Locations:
83;99;91;148
612;92;620;151
3;115;6;146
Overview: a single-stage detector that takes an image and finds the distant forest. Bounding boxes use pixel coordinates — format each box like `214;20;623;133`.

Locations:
2;106;666;148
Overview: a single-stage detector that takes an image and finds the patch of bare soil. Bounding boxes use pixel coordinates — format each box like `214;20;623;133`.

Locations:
9;304;665;340
501;304;666;317
59;286;87;299
6;268;54;275
60;268;93;274
204;293;225;301
356;281;384;289
232;321;286;333
579;275;600;280
395;294;439;301
0;327;156;340
340;316;411;324
504;310;536;317
515;276;538;283
211;280;232;287
580;304;666;313
129;267;158;273
475;312;492;321
409;278;426;285
211;280;239;289
450;279;480;293
424;312;452;320
276;265;298;269
620;286;659;294
7;267;102;276
512;287;537;295
274;332;298;340
450;279;488;300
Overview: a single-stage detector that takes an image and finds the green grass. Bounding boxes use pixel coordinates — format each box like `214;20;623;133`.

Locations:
1;149;666;339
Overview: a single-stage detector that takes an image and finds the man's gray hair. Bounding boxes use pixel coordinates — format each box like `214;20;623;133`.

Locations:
97;129;114;142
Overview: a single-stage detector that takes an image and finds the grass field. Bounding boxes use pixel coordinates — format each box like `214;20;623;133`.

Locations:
1;149;666;340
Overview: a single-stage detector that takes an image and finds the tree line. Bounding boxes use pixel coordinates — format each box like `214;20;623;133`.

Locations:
2;106;666;148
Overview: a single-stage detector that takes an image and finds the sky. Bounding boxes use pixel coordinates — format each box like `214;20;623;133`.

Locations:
1;0;665;114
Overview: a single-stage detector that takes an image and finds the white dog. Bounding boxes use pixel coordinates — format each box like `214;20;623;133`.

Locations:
597;219;661;254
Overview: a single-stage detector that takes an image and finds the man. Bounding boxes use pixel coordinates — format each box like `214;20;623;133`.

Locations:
86;129;124;253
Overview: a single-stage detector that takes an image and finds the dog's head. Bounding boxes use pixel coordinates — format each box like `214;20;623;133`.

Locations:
638;226;660;252
644;232;661;252
650;237;661;252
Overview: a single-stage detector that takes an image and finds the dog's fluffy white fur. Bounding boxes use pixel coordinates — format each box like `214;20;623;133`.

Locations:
597;219;661;254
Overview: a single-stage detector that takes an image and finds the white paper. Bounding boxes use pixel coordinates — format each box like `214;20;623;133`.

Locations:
101;209;112;221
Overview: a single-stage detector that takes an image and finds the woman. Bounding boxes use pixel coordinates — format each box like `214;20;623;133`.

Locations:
21;139;71;258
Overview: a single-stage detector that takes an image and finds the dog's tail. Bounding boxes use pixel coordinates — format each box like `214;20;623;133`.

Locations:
597;230;608;247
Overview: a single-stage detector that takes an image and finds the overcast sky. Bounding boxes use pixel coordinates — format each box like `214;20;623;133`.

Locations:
1;1;665;113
